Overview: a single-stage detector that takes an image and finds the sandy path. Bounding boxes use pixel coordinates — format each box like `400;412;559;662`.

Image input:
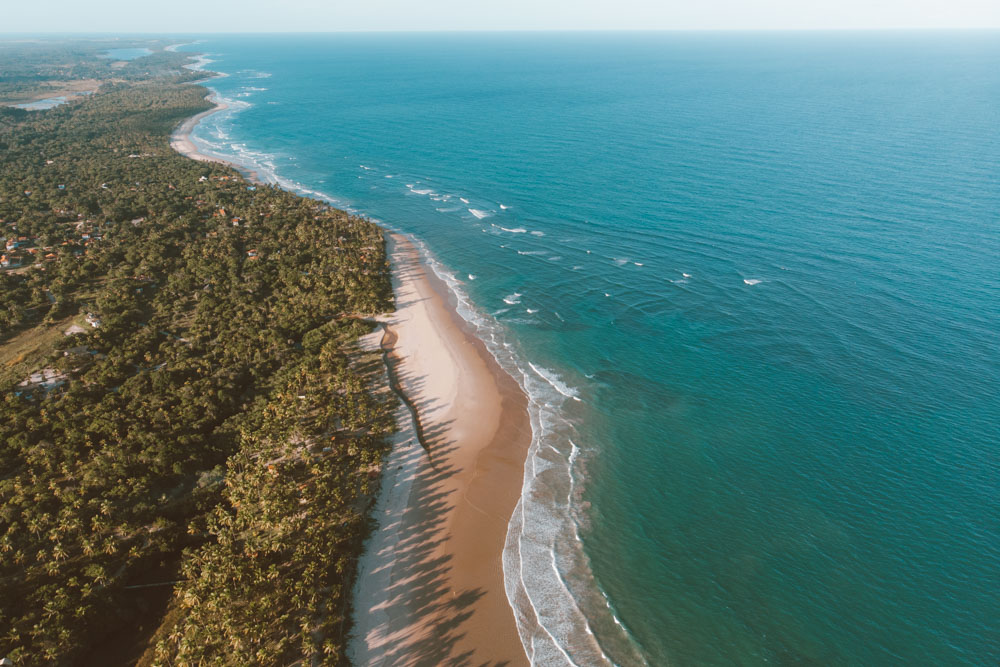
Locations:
351;234;531;666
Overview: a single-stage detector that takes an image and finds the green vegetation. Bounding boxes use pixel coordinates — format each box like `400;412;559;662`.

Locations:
0;41;394;665
0;39;204;102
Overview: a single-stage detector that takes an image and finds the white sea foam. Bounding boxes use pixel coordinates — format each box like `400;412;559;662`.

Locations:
517;250;549;256
683;272;692;278
460;197;470;204
504;292;523;305
183;54;215;72
500;203;510;209
531;230;546;236
613;258;629;266
468;274;476;280
165;42;197;52
528;363;582;402
500;226;527;233
526;308;539;314
744;278;763;285
470;208;491;219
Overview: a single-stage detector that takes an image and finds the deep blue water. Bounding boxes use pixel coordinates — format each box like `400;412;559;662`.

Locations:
181;33;1000;665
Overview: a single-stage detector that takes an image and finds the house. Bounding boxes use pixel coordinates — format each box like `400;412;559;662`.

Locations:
1;254;23;268
18;368;67;392
85;313;102;328
247;249;259;260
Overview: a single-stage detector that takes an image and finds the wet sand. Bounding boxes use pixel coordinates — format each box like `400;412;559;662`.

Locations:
351;234;531;666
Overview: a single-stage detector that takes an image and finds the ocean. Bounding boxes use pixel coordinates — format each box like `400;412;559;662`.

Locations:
178;32;1000;665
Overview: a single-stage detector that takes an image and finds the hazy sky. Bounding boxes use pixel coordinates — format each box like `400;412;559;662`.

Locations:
4;0;1000;33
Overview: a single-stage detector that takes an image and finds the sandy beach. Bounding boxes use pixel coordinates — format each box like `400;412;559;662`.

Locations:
170;95;263;184
351;234;532;666
170;98;226;163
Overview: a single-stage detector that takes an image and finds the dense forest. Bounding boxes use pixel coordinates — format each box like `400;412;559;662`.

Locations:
0;42;395;665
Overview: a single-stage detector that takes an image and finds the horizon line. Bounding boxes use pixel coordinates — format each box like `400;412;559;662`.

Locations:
2;27;1000;36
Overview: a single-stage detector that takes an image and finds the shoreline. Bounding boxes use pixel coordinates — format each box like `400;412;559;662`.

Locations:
169;92;264;185
170;86;533;664
350;234;532;665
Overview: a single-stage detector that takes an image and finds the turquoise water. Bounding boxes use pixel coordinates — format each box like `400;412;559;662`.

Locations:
99;47;152;60
181;33;1000;665
15;96;69;110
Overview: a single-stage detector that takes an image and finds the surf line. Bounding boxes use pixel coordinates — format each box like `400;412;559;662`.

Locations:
378;323;436;466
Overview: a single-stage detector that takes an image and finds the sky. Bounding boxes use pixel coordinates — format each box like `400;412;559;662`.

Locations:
3;0;1000;33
